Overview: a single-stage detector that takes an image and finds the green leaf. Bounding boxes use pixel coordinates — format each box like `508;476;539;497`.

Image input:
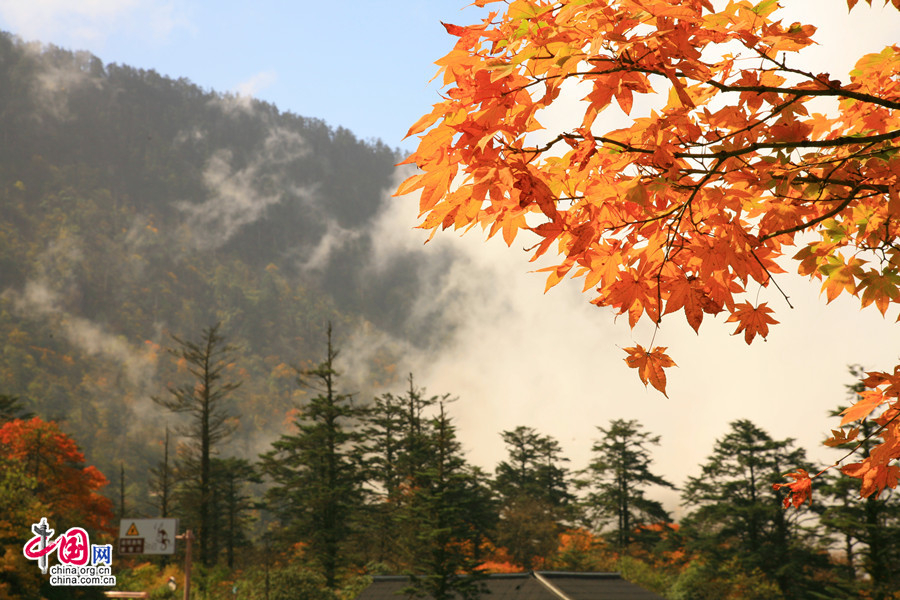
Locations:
752;0;779;16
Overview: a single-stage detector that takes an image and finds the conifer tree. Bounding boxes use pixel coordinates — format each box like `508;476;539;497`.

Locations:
260;324;367;589
395;374;439;487
493;426;573;569
585;419;674;551
148;426;174;518
362;374;437;499
402;400;494;600
153;322;241;568
0;394;34;423
681;420;826;600
494;426;573;508
357;376;422;569
210;456;260;570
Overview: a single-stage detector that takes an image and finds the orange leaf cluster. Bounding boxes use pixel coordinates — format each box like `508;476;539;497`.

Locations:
837;369;900;498
823;427;859;447
399;0;900;495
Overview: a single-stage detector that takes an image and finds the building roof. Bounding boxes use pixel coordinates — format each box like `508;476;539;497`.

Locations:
355;572;666;600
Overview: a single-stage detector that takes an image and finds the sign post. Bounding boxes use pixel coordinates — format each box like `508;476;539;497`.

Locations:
176;530;192;600
117;519;177;555
117;519;187;598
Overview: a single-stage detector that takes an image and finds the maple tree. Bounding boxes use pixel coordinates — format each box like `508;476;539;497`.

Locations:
0;417;114;532
398;0;900;502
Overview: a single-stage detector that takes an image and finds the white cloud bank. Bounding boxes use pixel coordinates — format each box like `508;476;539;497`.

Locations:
0;0;187;46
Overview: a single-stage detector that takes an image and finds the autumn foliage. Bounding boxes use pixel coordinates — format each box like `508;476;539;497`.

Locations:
0;417;114;533
398;0;900;502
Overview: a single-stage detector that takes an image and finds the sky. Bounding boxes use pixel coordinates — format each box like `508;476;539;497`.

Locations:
2;0;900;516
0;0;496;152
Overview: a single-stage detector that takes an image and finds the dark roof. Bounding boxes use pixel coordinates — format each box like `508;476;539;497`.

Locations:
355;572;666;600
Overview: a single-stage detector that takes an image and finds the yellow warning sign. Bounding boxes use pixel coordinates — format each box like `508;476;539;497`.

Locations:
125;522;139;536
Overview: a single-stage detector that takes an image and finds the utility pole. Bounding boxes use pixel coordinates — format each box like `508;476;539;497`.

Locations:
176;530;193;600
120;464;126;519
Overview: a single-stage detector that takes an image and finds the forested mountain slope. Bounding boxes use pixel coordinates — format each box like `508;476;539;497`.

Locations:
0;31;439;500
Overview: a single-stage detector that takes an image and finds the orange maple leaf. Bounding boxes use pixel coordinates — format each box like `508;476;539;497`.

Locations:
664;276;707;333
623;345;676;397
773;468;813;508
824;427;860;447
840;390;885;426
725;302;779;344
842;461;900;499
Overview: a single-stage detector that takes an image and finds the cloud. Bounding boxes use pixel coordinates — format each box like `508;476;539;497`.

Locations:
177;126;313;251
297;219;364;273
235;70;277;99
23;47;106;122
4;279;158;391
369;133;900;517
0;0;185;46
211;70;278;116
359;170;635;475
0;0;140;42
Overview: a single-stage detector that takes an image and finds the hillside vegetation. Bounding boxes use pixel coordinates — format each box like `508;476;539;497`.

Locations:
0;31;426;491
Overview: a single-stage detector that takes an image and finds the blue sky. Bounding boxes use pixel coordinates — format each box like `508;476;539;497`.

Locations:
2;0;900;511
0;1;493;152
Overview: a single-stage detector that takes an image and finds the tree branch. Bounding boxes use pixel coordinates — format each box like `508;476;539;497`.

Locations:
758;196;854;242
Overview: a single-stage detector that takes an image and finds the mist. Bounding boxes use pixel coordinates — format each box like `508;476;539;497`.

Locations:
356;164;900;516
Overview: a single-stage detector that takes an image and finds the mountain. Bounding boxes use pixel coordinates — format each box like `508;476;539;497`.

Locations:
0;32;452;503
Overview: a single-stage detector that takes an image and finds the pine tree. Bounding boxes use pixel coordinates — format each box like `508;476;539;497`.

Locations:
357;376;420;569
395;374;439;487
153;322;241;567
260;324;367;589
210;456;260;570
681;420;827;600
0;394;34;423
148;425;174;518
493;426;573;569
402;400;494;600
494;426;572;508
584;419;674;551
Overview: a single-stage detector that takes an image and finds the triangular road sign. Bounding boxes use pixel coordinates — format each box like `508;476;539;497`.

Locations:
125;522;140;536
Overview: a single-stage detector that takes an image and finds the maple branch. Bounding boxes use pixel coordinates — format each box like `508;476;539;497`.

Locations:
680;130;900;159
604;199;689;231
520;127;900;164
656;161;723;321
516;131;656;156
748;250;795;310
756;141;882;208
758;195;854;243
751;46;900;110
833;404;900;467
695;97;803;149
586;53;900;111
707;81;900;111
678;170;887;195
